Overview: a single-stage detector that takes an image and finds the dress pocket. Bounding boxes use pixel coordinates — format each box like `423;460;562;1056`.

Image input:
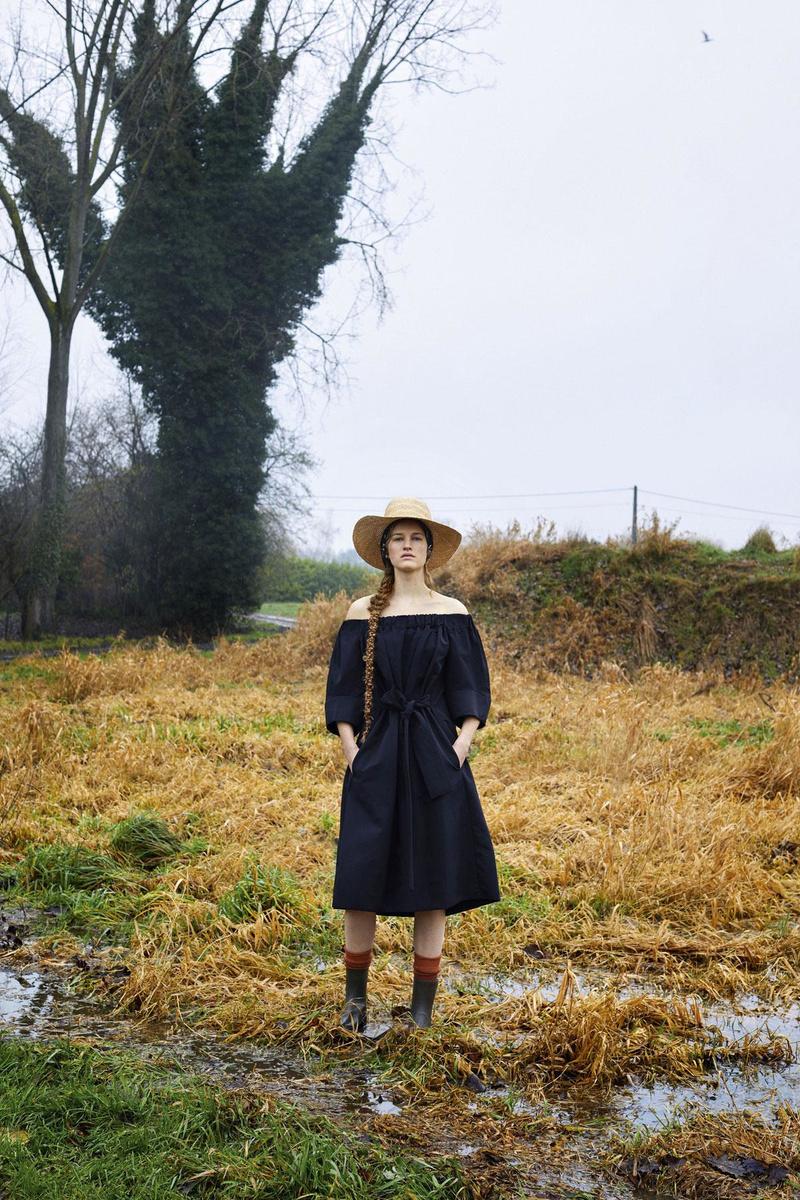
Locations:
449;742;464;770
348;747;362;775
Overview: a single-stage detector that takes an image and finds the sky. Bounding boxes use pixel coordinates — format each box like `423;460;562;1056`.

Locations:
2;0;799;560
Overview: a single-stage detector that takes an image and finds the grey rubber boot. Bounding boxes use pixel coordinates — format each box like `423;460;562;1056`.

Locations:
339;966;369;1032
409;976;439;1028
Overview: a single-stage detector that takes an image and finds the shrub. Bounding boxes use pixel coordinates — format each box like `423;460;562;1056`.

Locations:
742;525;777;554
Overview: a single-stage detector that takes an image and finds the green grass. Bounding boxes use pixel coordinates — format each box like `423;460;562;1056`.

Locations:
0;662;59;686
215;859;345;965
3;837;189;941
686;717;774;747
210;624;284;645
109;814;186;869
0;622;284;663
0;634;126;654
257;601;302;617
218;861;307;926
16;844;138;893
650;717;776;747
0;1039;473;1199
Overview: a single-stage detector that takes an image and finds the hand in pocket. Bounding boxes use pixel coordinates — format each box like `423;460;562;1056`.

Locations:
451;741;466;768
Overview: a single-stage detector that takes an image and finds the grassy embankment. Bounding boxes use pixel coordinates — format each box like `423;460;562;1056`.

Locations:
1;522;799;1193
258;601;302;618
438;518;800;681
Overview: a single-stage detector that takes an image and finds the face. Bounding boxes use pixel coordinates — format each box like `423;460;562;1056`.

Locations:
384;521;429;572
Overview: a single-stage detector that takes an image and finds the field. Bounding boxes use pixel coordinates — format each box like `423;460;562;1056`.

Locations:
1;588;799;1198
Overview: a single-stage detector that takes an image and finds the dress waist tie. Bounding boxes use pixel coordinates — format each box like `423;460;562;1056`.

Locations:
379;685;460;893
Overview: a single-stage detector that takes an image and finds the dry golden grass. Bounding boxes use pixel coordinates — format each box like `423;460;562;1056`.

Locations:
608;1107;800;1198
1;595;798;1092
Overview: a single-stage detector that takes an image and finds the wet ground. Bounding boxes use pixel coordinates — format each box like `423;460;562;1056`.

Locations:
458;965;800;1127
1;905;797;1199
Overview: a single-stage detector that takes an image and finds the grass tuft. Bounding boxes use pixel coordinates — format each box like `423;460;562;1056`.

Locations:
109;813;184;869
16;844;137;893
218;859;307;924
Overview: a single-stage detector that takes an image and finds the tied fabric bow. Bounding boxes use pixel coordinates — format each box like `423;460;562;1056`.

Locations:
379;684;462;891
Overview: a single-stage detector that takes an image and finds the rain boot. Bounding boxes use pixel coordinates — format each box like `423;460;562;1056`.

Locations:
339;947;372;1032
409;951;441;1028
409;976;439;1027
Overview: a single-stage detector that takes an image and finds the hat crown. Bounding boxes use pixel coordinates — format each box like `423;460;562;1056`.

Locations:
383;497;432;522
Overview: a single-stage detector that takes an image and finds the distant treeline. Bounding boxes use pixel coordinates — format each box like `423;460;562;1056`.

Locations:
257;557;377;603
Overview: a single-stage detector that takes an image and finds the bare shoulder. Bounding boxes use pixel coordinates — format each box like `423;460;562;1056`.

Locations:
435;593;469;615
345;595;372;620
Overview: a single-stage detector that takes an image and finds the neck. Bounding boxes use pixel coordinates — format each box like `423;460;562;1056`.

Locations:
389;570;432;605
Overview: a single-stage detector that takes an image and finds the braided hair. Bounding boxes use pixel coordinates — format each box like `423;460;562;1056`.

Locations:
359;520;435;745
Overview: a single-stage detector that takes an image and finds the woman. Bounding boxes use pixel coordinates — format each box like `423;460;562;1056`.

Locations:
324;497;501;1032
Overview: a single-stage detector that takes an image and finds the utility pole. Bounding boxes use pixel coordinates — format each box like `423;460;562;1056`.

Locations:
631;485;638;545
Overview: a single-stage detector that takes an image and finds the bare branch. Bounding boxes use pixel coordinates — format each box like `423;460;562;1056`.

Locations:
0;175;54;318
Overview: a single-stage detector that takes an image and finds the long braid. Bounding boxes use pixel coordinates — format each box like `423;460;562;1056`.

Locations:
359;527;436;746
360;572;394;745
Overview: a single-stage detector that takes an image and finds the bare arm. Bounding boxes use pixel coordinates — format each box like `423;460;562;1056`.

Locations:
336;720;359;768
454;715;479;765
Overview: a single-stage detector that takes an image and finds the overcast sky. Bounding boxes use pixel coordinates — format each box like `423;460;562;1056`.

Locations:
3;0;799;559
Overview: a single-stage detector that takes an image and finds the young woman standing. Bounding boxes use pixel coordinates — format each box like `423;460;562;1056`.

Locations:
324;497;500;1031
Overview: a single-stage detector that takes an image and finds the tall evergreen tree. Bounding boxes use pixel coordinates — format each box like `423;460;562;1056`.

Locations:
88;0;485;636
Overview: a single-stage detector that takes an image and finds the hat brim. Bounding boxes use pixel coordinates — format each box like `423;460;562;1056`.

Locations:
352;514;462;571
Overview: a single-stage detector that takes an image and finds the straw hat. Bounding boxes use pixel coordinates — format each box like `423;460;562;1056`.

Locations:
352;497;462;571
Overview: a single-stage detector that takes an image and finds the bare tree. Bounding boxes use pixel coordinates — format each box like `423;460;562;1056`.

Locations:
0;0;245;638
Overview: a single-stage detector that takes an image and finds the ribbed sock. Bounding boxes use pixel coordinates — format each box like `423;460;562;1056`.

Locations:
343;946;373;970
413;951;441;981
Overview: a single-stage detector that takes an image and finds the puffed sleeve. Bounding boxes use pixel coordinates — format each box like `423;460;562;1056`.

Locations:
325;622;366;736
444;615;491;729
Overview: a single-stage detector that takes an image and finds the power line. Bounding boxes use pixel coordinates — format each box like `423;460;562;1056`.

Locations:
312;501;632;514
309;486;800;524
640;489;800;522
309;487;632;501
646;505;800;527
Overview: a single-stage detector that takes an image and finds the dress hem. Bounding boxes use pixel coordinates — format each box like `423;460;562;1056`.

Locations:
331;892;500;918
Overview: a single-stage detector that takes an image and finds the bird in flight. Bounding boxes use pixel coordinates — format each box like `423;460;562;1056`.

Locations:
702;30;713;42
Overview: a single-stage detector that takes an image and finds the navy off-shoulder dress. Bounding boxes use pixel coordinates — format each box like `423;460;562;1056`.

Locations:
324;612;501;917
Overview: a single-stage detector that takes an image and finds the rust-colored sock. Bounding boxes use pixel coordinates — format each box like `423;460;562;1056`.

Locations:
343;946;373;970
413;951;441;981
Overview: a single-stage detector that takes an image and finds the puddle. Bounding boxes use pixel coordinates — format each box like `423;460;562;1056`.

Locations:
447;962;799;1132
613;996;799;1131
365;1086;402;1116
0;960;380;1119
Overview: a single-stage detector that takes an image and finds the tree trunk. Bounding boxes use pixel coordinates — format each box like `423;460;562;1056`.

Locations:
20;321;73;639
